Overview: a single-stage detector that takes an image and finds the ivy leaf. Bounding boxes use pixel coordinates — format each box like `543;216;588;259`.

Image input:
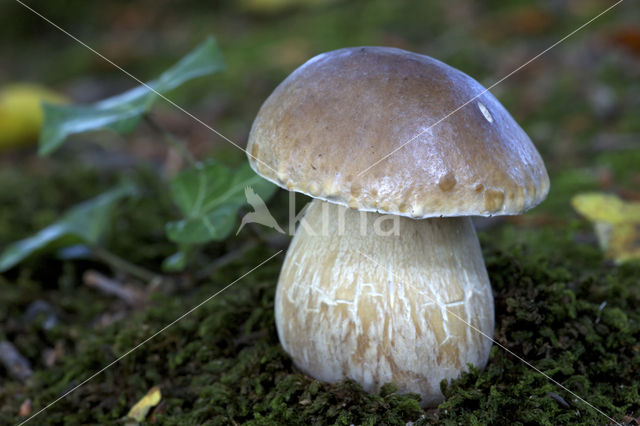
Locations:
39;36;225;155
162;248;189;273
166;161;277;244
166;205;238;244
0;183;137;272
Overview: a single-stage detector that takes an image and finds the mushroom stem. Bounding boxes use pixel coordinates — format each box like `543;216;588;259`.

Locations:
275;199;494;407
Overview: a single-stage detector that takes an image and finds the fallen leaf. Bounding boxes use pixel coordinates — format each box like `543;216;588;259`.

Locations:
608;26;640;57
126;386;162;424
18;399;32;417
0;83;67;150
571;193;640;264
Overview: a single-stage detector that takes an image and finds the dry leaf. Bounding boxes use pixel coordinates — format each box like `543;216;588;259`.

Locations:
572;193;640;264
125;386;162;424
18;399;32;417
608;26;640;57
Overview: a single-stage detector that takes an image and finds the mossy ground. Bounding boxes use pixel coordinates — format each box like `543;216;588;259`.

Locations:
0;163;639;425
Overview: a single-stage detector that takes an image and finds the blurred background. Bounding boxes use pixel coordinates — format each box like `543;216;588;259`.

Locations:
1;0;639;423
1;0;638;202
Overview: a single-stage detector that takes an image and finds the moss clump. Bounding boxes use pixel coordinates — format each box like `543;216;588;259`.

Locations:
433;230;640;425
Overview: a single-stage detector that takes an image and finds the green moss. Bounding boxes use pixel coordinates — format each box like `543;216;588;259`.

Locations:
1;216;639;424
432;232;640;425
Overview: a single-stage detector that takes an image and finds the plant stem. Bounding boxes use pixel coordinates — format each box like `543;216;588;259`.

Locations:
144;114;197;166
91;245;160;284
195;241;256;281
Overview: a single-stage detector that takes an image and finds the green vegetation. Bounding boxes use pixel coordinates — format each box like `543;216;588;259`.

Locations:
0;37;277;276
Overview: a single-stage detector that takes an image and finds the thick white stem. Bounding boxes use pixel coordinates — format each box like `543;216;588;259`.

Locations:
275;199;494;407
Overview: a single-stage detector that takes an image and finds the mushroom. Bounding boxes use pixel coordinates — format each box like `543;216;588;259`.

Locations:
246;47;549;407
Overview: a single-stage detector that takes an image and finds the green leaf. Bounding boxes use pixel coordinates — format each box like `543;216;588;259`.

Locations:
166;161;277;244
166;205;238;244
162;245;191;273
0;183;137;272
39;36;225;155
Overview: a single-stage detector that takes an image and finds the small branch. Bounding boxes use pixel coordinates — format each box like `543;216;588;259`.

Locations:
90;245;160;284
0;341;32;382
144;114;197;166
83;270;147;306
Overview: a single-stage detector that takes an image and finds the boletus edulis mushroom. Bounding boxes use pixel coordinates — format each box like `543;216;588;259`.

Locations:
246;46;549;407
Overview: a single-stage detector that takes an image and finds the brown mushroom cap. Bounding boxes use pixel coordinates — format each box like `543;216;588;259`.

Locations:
247;46;549;218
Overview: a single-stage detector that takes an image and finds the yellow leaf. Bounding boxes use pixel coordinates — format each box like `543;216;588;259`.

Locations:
0;83;67;150
126;386;162;424
572;193;640;264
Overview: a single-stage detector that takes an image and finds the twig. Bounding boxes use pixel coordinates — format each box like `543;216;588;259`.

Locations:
0;341;33;381
83;270;146;306
24;300;59;330
144;114;197;166
90;245;160;284
548;392;570;409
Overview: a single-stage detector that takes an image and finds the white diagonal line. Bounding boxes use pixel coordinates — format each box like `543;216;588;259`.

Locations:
14;0;278;176
356;249;621;425
357;0;625;177
17;250;283;425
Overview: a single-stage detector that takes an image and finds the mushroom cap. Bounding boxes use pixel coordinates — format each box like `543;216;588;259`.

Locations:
247;46;549;218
